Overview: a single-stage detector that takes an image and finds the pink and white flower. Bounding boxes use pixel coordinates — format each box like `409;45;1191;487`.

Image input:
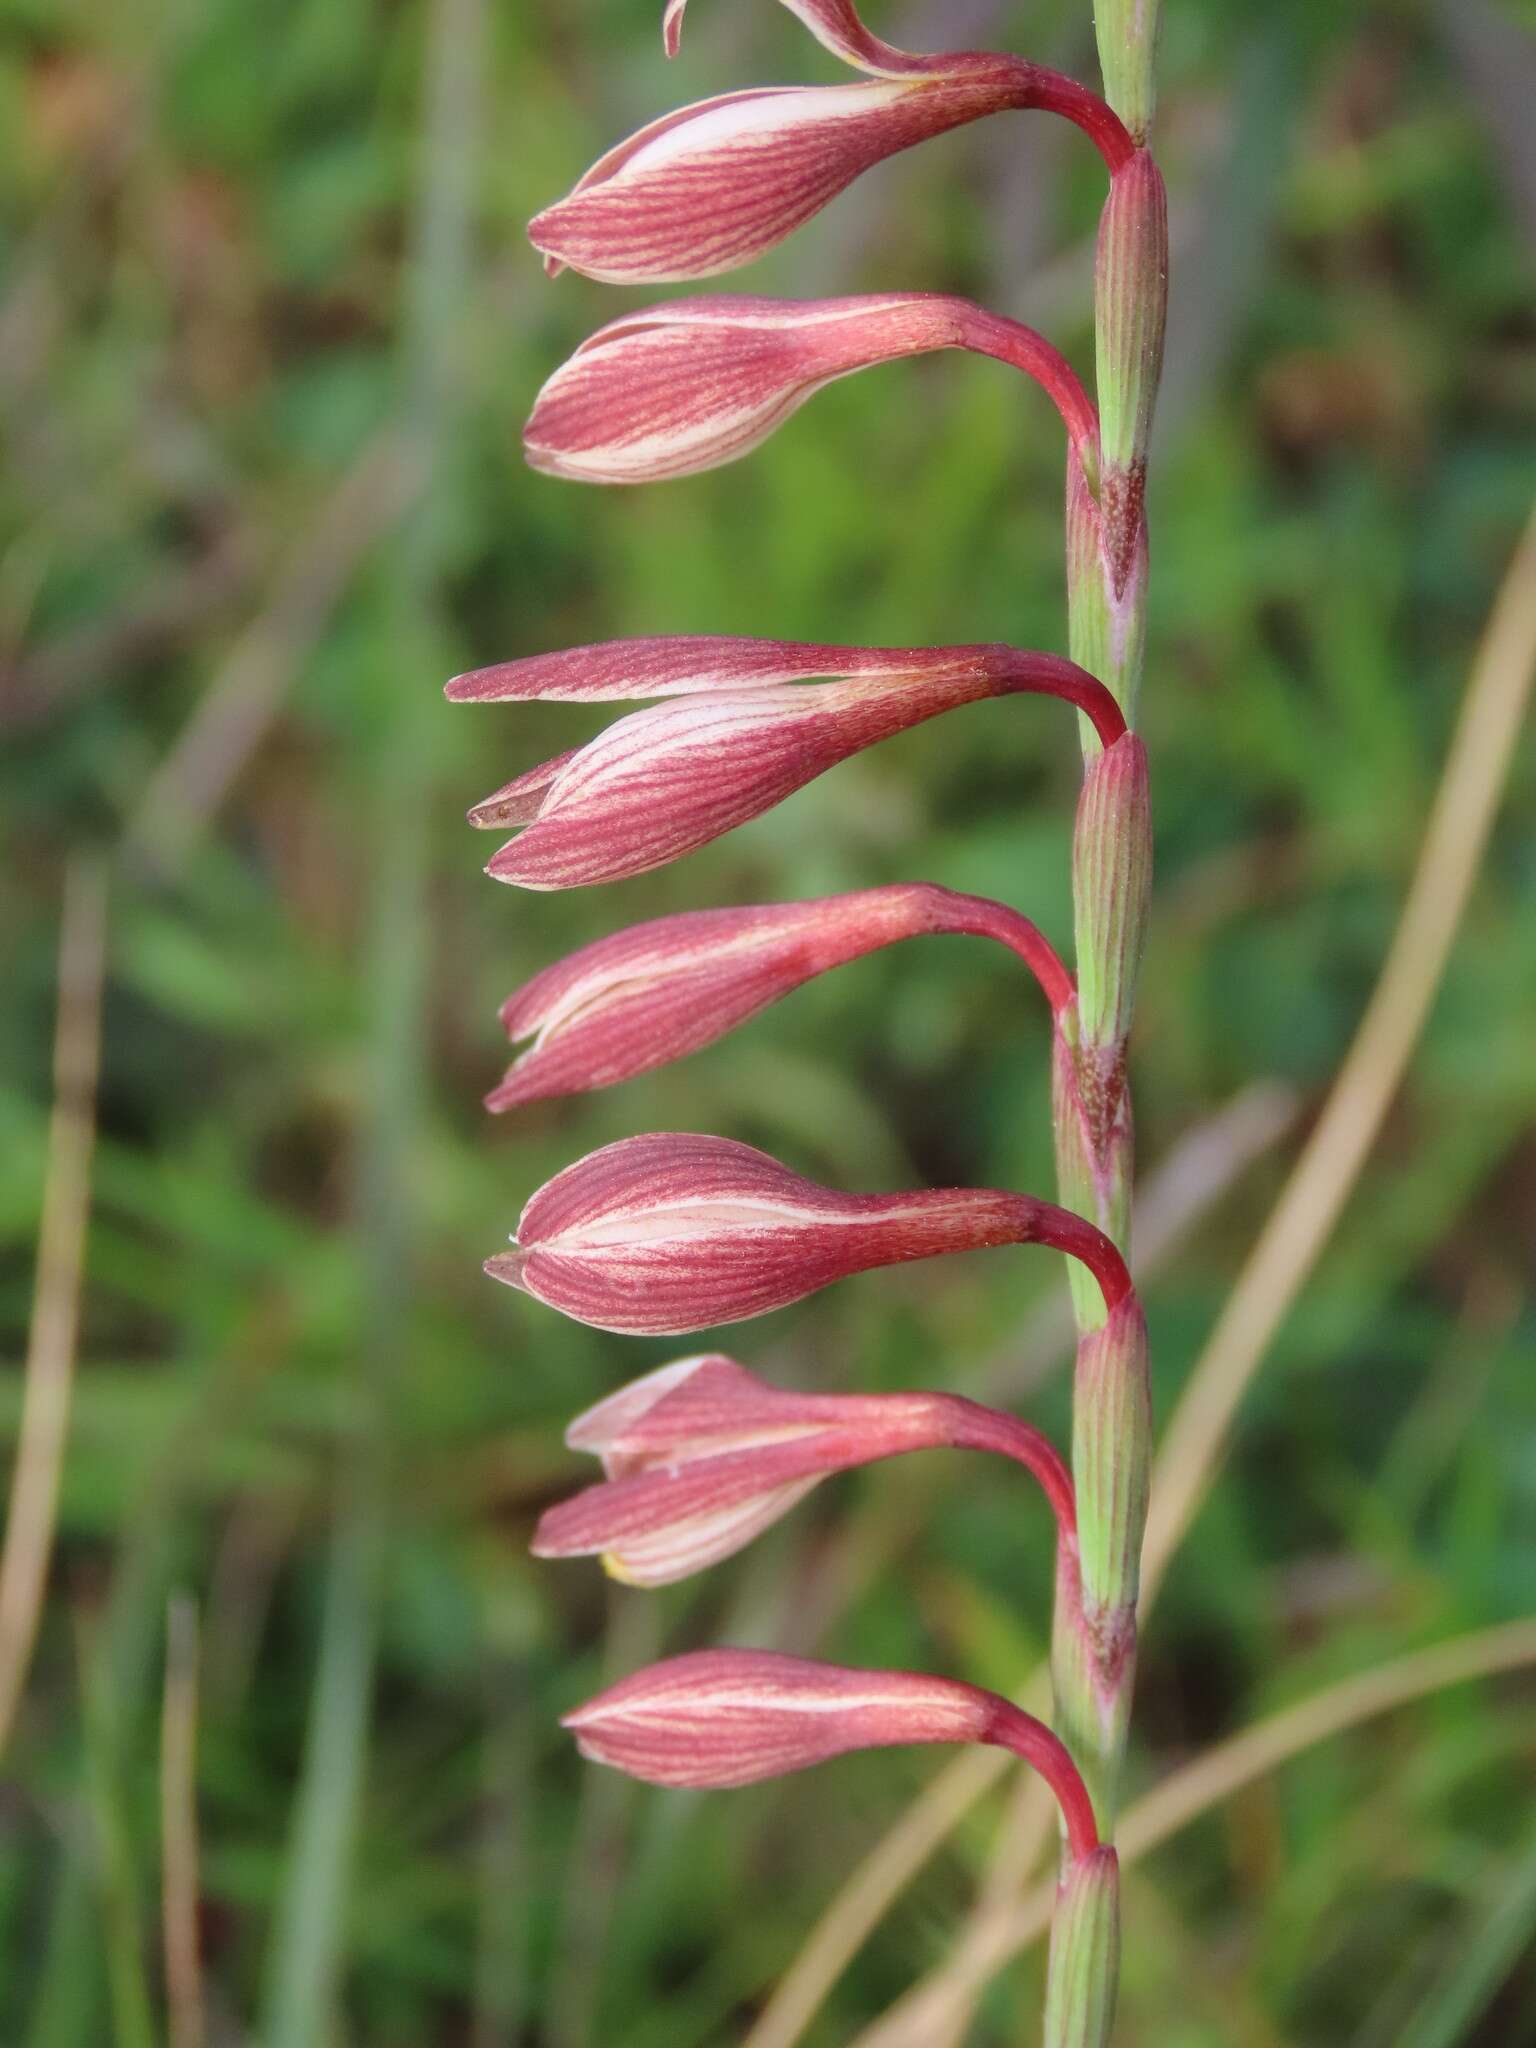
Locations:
486;1131;1133;1334
524;294;1098;484
564;1646;1101;1861
449;638;1124;891
488;884;1072;1111
530;0;1130;285
533;1352;1075;1583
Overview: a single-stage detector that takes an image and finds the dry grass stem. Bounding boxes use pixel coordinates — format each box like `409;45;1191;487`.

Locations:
848;1618;1536;2046
1142;497;1536;1598
0;860;108;1760
160;1595;206;2048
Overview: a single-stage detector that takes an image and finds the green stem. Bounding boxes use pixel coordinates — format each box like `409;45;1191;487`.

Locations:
1093;0;1163;143
1044;15;1168;2047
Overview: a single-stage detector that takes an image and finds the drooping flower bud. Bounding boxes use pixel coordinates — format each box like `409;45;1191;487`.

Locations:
529;0;1129;286
447;633;1124;740
487;1132;1133;1334
564;1647;1101;1860
489;884;1071;1111
449;639;1123;891
467;675;987;889
534;1352;1074;1583
524;294;1097;484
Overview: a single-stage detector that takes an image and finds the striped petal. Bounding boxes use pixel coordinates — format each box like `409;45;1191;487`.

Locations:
530;79;998;285
448;634;1016;706
470;674;990;890
530;65;1127;286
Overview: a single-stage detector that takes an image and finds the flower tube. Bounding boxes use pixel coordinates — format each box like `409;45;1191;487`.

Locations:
488;884;1072;1111
486;1131;1133;1334
534;1352;1075;1583
564;1647;1101;1864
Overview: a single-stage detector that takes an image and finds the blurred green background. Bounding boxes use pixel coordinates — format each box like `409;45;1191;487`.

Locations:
3;0;1535;2041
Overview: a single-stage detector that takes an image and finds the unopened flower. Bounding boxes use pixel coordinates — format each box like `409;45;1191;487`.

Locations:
486;1131;1132;1334
524;294;1097;484
534;1352;1074;1583
530;0;1129;285
488;884;1071;1111
564;1646;1101;1861
449;638;1123;891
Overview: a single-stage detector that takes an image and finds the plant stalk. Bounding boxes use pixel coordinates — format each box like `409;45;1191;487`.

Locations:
1044;14;1167;2045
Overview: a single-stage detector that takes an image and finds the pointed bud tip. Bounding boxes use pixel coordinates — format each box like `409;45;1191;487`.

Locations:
484;1248;530;1289
522;436;565;479
526;215;568;280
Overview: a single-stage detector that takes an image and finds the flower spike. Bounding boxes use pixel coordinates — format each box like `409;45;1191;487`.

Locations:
564;1647;1101;1863
534;1352;1075;1583
487;1131;1133;1334
523;294;1098;484
489;884;1071;1111
530;1;1130;286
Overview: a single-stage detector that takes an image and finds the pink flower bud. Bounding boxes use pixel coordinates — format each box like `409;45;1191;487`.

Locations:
523;294;1097;484
534;1352;1074;1583
488;884;1071;1111
564;1647;1100;1861
530;0;1129;286
449;639;1123;891
486;1132;1132;1333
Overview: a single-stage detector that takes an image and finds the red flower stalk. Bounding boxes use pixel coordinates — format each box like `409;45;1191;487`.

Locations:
530;0;1130;284
534;1352;1074;1583
486;1131;1133;1334
488;884;1072;1111
523;294;1098;484
564;1647;1101;1863
452;641;1123;891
